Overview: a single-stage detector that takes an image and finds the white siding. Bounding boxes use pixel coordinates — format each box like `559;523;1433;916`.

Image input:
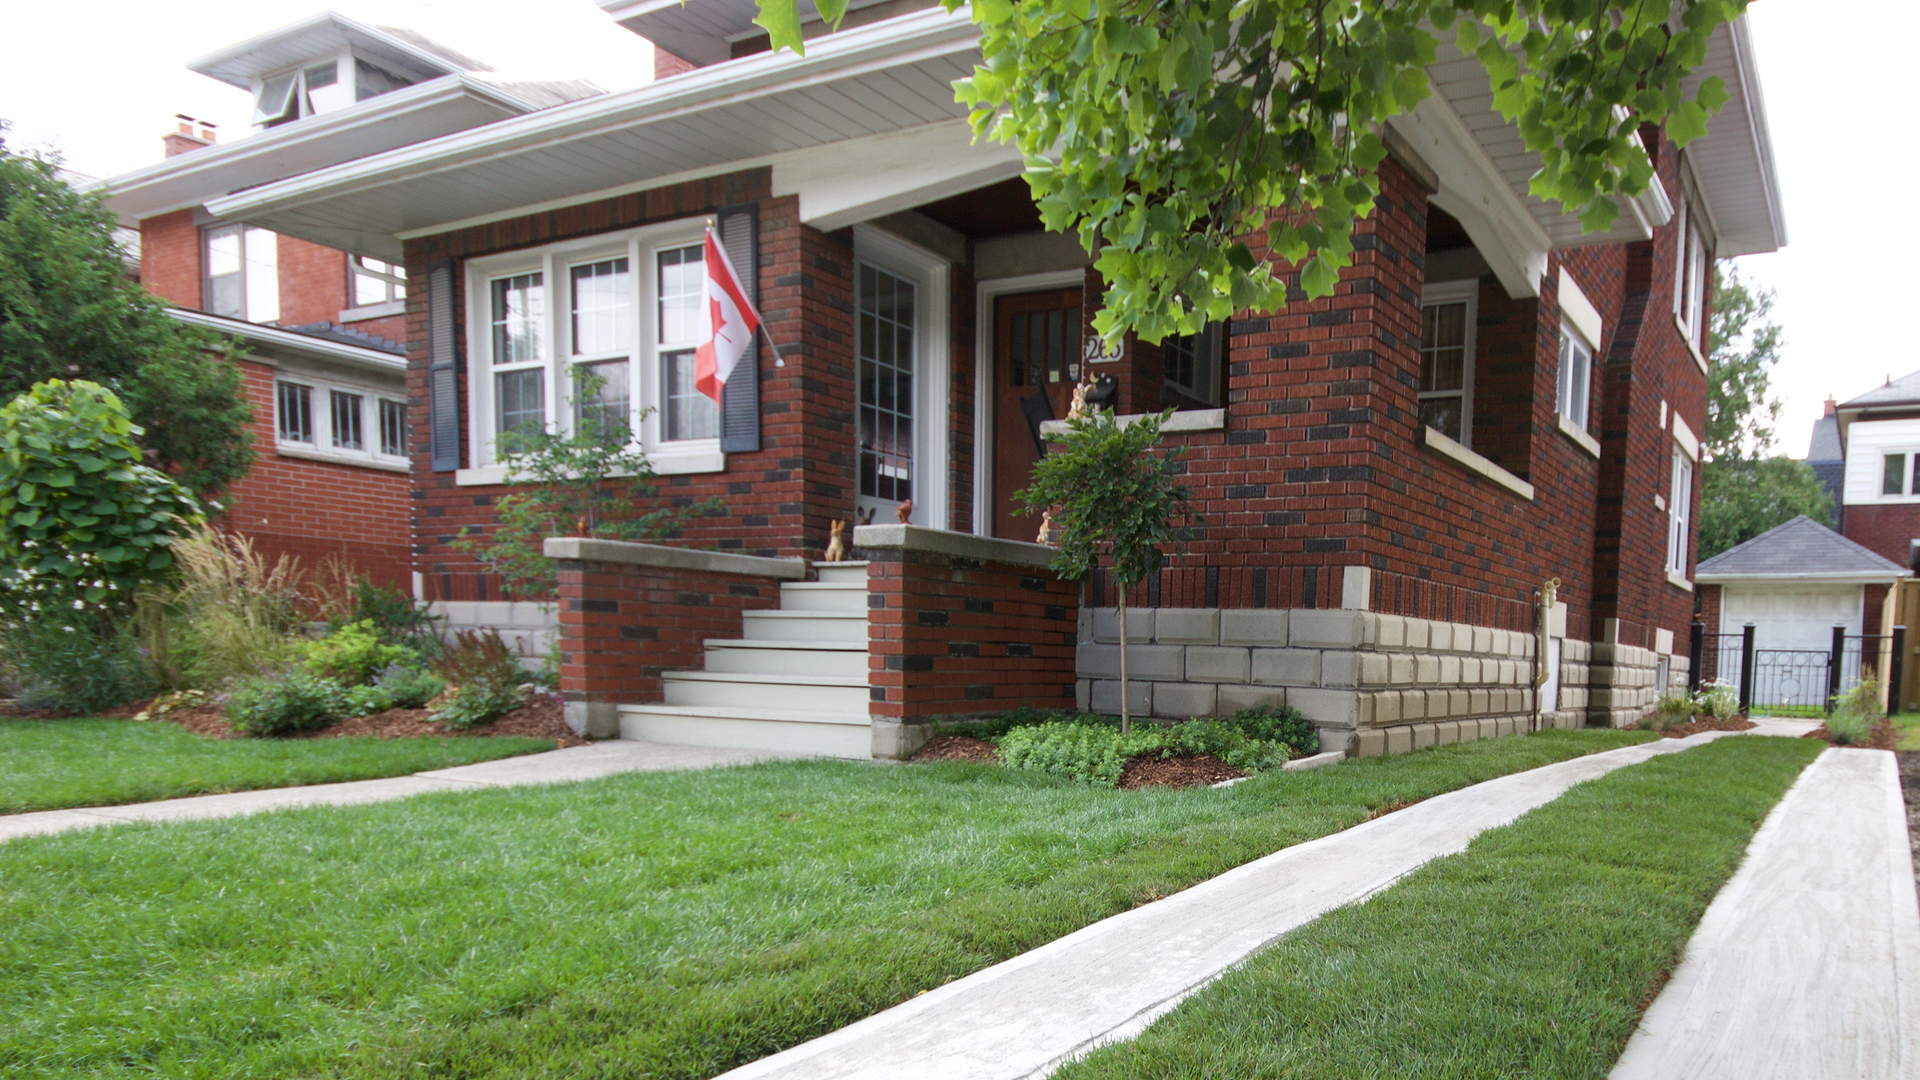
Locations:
1843;418;1920;505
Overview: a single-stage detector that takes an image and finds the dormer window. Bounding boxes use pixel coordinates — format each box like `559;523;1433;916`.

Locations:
250;52;418;129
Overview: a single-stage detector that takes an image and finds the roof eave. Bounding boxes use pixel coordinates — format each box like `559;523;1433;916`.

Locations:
167;308;406;374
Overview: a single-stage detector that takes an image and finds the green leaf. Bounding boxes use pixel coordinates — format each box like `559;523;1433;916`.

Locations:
754;0;806;54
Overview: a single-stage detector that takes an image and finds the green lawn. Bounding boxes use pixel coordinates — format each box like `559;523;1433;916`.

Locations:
1893;713;1920;750
1054;735;1821;1080
0;728;1652;1079
0;718;555;814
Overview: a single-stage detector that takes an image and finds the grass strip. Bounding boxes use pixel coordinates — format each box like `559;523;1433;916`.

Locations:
1053;734;1823;1080
1892;713;1920;751
0;728;1651;1079
0;718;554;814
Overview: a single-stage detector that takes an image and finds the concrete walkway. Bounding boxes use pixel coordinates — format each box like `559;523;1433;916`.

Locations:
0;740;791;843
1611;747;1920;1080
716;730;1752;1080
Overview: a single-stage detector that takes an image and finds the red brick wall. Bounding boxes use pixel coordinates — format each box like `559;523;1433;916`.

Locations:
1695;583;1724;682
1841;503;1920;568
865;546;1078;718
552;554;784;708
1864;582;1890;637
140;210;202;309
214;357;412;588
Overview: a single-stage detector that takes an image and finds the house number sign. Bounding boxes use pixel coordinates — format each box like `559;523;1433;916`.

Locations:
1082;334;1124;366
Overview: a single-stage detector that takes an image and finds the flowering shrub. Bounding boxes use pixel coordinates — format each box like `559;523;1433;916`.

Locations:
1694;680;1739;721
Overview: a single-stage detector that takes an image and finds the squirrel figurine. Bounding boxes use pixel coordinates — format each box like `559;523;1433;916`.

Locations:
823;519;848;563
1036;508;1056;545
896;499;913;524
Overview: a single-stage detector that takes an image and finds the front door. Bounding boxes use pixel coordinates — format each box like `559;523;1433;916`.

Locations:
992;288;1083;540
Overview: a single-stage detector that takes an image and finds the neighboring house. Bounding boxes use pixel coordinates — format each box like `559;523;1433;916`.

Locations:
1695;516;1907;709
1805;397;1845;531
122;3;1783;756
98;12;602;595
1813;370;1920;571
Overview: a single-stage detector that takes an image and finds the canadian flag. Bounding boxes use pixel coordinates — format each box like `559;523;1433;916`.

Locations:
694;226;761;405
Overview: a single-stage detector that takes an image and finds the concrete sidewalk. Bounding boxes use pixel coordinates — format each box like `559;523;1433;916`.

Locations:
716;729;1752;1080
0;740;792;843
1611;747;1920;1080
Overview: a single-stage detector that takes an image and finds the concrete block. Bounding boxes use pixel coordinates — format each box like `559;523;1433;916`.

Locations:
1401;690;1428;721
1322;650;1360;688
1495;717;1516;737
1289;687;1360;727
1371;691;1403;725
1375;614;1407;648
1185;646;1251;683
1469;689;1490;714
1316;726;1355;754
565;700;620;738
1341;565;1373;610
1217;684;1287;712
1412;723;1437;750
1429;623;1455;652
1354;729;1388;758
1471;626;1494;654
1460;657;1483;683
1290;609;1369;648
1151;681;1218;719
1155;608;1220;645
1220;609;1289;646
871;718;932;760
1386;726;1414;755
1476;717;1498;741
1455;718;1479;744
1090;679;1152;716
1126;645;1187;681
1076;679;1090;712
1091;607;1154;645
1078;642;1120;678
1252;648;1320;686
1389;654;1416;686
1450;689;1472;716
1416;655;1441;684
1435;720;1462;745
1405;618;1431;650
1440;656;1462;683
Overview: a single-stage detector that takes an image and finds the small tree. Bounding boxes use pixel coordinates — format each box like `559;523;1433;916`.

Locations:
1017;408;1192;732
452;368;718;600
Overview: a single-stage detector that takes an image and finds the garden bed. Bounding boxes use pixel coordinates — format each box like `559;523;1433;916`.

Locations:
1802;717;1897;750
1117;753;1243;789
157;691;583;747
1651;715;1757;739
908;708;1313;790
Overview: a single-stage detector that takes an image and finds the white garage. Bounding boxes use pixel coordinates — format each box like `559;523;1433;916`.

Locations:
1696;516;1906;710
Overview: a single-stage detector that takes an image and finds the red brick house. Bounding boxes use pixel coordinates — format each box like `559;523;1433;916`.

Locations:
151;3;1783;755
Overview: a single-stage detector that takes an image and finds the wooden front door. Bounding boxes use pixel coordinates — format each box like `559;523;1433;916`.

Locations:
992;288;1083;540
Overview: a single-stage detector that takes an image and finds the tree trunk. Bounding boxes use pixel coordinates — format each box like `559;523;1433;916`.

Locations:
1117;595;1131;734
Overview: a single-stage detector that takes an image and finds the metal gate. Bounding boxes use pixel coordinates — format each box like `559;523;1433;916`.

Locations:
1690;623;1907;714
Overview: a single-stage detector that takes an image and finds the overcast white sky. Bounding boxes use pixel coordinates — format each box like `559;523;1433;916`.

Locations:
1;1;1902;458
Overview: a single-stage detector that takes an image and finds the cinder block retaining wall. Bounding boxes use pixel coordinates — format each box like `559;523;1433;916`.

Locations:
1076;606;1679;753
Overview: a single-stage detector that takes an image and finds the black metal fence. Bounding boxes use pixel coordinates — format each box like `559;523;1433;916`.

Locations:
1689;623;1906;715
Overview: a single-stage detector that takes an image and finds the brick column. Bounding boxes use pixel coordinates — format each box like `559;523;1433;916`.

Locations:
545;538;806;737
856;525;1079;755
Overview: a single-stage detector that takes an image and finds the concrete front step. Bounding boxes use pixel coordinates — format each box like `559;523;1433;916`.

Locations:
663;670;870;711
814;561;869;585
741;609;866;643
704;639;869;677
776;581;870;612
618;703;871;759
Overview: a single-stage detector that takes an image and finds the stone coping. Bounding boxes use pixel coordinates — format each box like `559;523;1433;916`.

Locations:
853;524;1059;569
543;537;807;580
1038;407;1226;438
1420;425;1536;501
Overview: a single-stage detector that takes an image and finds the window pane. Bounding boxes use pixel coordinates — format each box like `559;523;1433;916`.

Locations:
1420;300;1467;393
276;382;312;443
379;399;407;457
573;359;632;440
303;61;337;89
490;273;544;366
856;263;917;502
569;258;631;356
1885;455;1905;497
495;369;545;440
329;389;364;450
353;270;388;307
206;227;243;318
253;72;297;124
1421;397;1463;441
657;246;702;346
661;349;717;441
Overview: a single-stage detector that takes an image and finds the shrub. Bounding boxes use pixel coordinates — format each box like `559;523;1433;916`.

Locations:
300;619;415;686
1220;705;1319;756
428;629;527;730
1694;680;1739;721
1;603;151;713
1643;692;1697;733
996;717;1293;787
431;681;525;731
1826;678;1883;746
942;706;1088;741
134;528;307;691
225;670;349;736
375;664;445;710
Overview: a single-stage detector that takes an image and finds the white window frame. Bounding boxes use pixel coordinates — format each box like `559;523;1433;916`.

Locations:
1667;443;1694;576
1877;451;1920;500
1556;321;1594;431
249;48;418;130
1419;280;1478;448
272;372;406;470
850;224;951;529
1163;324;1223;406
348;254;406;310
460;219;725;483
1671;163;1713;365
203;224;278;324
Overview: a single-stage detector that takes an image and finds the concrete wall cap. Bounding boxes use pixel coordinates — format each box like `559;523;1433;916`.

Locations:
544;537;807;580
854;524;1059;568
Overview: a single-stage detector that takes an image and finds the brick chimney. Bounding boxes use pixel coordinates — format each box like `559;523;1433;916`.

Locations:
1824;395;1838;417
162;115;218;158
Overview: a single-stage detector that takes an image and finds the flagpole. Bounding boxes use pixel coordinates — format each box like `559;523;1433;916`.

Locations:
706;216;786;370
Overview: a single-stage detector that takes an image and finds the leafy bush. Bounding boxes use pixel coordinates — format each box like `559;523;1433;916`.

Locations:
1694;680;1739;721
428;629;527;730
1220;705;1319;756
1643;692;1697;733
341;665;447;716
300;620;415;686
1;603;151;713
996;718;1293;787
133;528;308;691
349;576;442;654
1826;678;1883;746
431;681;525;731
941;706;1087;741
225;670;349;736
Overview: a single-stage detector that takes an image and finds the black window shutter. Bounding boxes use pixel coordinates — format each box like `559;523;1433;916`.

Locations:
717;204;761;454
426;260;460;472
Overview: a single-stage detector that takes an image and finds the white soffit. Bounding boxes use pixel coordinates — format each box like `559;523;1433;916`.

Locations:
599;0;898;65
1682;15;1787;256
206;7;981;261
99;75;538;222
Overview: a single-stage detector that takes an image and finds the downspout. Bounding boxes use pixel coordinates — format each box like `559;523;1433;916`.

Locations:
1532;578;1561;734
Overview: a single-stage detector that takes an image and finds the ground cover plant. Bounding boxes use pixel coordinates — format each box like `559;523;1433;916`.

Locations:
0;729;1653;1078
1052;735;1823;1080
0;718;552;814
935;705;1319;788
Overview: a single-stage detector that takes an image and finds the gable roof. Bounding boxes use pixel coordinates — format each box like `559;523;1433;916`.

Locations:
1696;515;1906;582
1840;368;1920;410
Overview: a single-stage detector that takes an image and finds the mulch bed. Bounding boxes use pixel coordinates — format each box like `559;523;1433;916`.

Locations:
1652;715;1757;739
1117;753;1245;790
1802;717;1898;751
910;735;999;763
116;691;584;748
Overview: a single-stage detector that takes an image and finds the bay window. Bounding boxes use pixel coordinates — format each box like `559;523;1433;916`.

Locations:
274;374;405;467
467;220;722;472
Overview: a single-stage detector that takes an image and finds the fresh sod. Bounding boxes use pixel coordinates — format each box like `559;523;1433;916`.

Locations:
0;728;1651;1079
1052;735;1823;1080
1892;713;1920;750
0;718;554;814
